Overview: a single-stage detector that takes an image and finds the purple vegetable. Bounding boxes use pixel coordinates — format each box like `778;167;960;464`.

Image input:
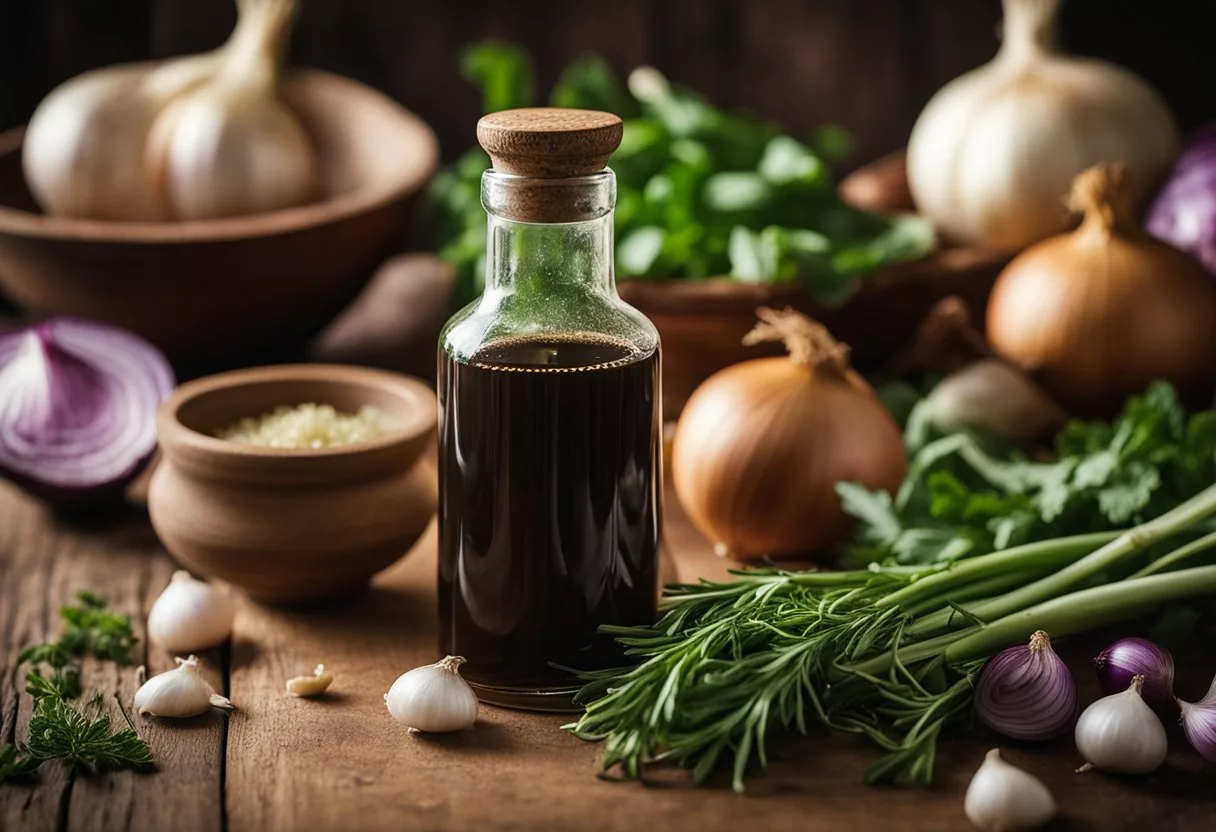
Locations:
1146;124;1216;275
975;630;1077;741
0;318;174;504
1093;636;1175;710
1178;675;1216;762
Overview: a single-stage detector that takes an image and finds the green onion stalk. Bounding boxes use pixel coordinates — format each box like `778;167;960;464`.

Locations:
567;483;1216;792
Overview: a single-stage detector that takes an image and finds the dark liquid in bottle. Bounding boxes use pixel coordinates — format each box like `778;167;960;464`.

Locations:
438;333;661;701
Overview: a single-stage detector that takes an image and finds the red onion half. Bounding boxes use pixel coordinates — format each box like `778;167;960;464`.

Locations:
0;318;173;504
974;630;1077;741
1093;637;1175;710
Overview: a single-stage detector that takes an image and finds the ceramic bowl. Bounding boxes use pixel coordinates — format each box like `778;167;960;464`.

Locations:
149;364;437;603
0;69;439;370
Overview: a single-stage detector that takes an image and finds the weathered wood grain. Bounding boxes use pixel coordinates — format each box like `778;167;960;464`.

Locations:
0;483;223;832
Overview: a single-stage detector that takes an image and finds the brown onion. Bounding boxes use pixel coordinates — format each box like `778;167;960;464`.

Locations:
986;163;1216;417
671;307;907;561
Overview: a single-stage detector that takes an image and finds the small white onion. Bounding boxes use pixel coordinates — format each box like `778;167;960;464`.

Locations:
385;655;479;733
1074;675;1167;774
147;571;235;653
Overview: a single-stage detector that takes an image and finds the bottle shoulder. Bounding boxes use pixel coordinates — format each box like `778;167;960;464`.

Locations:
441;290;658;363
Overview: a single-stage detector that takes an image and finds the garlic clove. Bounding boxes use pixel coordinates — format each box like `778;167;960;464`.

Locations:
147;571;235;653
134;655;234;719
147;0;318;221
925;360;1068;445
385;655;479;733
964;749;1056;832
287;664;335;698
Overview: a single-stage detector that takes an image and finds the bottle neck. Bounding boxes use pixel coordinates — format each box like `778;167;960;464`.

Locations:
481;169;617;298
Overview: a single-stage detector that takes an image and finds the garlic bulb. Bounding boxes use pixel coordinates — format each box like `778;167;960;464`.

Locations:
21;0;315;223
147;0;318;220
1074;675;1168;774
147;571;235;653
385;656;479;733
134;655;234;718
907;0;1178;251
23;55;221;221
287;664;334;698
964;749;1056;832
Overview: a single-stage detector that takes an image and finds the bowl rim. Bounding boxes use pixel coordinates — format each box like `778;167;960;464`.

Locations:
0;69;439;244
158;363;438;464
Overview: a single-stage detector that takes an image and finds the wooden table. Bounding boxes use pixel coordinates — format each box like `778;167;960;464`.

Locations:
2;478;1213;832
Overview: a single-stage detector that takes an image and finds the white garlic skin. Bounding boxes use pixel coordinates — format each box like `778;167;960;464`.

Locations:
147;571;235;653
385;656;478;733
134;655;234;718
1075;677;1167;774
965;749;1056;832
906;0;1177;251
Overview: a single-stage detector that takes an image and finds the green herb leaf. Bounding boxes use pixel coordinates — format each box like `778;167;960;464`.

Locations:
550;54;638;117
25;694;153;774
26;667;82;701
616;226;666;276
0;744;41;784
459;42;534;113
757;136;824;186
843;381;1216;566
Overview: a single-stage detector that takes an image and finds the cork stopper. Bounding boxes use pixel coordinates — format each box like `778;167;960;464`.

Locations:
477;108;623;178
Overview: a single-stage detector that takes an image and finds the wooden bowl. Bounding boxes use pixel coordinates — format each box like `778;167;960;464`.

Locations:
619;246;1009;419
148;364;438;604
0;69;439;370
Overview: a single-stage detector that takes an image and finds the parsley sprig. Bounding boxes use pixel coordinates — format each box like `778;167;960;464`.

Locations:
841;382;1216;564
1;590;152;785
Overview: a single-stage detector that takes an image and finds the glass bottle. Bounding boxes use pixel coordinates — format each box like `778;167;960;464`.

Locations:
437;108;662;711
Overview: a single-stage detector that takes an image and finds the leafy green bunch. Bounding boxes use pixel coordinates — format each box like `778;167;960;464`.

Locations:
431;43;935;303
841;381;1216;565
1;591;152;785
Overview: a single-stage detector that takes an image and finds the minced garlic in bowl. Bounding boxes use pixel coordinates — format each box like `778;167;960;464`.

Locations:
216;403;397;449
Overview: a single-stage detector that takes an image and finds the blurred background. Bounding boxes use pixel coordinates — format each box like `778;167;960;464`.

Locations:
2;0;1213;168
2;0;1216;417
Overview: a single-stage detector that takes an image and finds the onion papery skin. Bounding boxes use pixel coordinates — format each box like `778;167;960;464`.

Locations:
1093;637;1175;711
671;356;906;562
0;318;174;505
987;180;1216;417
974;631;1077;741
1147;124;1216;276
